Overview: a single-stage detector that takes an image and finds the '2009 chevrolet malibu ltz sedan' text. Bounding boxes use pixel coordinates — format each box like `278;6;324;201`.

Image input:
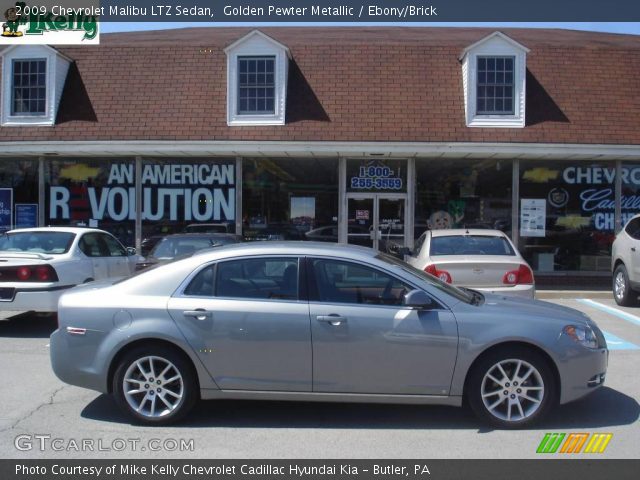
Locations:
50;242;608;428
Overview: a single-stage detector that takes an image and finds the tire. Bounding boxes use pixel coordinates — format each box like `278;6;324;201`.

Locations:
112;345;198;425
467;347;557;429
613;264;638;306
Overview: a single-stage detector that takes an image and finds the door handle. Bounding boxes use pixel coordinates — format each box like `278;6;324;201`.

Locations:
316;314;347;326
183;309;211;321
632;247;636;252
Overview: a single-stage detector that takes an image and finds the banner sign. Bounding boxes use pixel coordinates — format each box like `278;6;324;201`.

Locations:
47;161;235;224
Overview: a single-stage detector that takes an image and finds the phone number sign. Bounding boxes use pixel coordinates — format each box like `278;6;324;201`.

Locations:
350;166;403;190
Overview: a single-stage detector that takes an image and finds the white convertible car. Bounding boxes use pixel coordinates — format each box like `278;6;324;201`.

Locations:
0;227;137;313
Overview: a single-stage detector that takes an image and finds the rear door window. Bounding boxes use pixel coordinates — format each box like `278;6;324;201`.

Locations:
215;257;299;300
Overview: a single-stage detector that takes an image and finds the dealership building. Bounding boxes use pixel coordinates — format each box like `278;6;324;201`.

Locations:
0;27;639;284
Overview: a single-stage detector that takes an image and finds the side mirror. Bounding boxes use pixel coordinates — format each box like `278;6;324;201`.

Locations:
126;247;137;256
396;247;413;256
403;289;433;309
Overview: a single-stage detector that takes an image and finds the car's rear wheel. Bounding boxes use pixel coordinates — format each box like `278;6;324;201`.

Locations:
113;346;197;425
613;264;638;306
467;347;556;429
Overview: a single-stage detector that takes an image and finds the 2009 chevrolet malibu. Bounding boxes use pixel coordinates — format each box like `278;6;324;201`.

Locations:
50;242;608;428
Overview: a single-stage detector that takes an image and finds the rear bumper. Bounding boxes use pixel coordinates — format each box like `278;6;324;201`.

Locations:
470;284;535;299
50;328;108;393
0;285;73;312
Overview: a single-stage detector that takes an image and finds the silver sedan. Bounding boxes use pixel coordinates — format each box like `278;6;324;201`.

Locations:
50;242;607;428
408;229;535;299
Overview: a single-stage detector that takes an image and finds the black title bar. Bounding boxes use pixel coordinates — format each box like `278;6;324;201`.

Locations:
3;460;640;480
3;0;640;22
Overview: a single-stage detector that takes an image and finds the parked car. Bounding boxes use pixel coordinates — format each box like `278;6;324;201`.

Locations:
140;224;183;257
408;229;535;299
183;223;235;234
135;233;242;271
0;227;137;313
611;214;640;306
243;225;305;241
50;242;607;428
305;225;372;246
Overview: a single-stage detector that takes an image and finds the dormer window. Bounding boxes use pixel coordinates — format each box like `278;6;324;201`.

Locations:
11;59;47;116
460;32;529;128
1;45;71;127
476;56;514;115
225;30;290;126
237;56;275;115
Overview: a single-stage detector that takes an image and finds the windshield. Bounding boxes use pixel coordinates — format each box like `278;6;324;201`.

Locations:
375;252;475;304
0;231;75;254
430;235;515;256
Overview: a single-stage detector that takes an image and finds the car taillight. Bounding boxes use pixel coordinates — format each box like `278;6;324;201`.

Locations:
12;265;58;282
425;264;453;284
503;265;534;285
16;266;31;281
35;265;55;281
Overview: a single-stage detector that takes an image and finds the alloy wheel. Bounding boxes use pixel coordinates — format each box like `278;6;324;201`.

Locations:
614;271;626;300
122;356;184;418
480;358;545;422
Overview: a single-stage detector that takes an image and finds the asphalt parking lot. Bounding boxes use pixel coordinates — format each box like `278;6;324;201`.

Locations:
0;295;638;459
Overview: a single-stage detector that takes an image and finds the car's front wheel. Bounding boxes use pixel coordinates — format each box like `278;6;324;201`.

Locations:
613;264;638;306
467;347;556;429
113;346;198;425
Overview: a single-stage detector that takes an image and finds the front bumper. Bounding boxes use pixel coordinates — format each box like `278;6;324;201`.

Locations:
557;344;608;405
0;285;73;312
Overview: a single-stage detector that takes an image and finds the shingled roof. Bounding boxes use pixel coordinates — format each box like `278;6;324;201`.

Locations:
1;27;639;145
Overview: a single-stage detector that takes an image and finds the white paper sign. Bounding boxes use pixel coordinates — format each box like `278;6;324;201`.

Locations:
520;199;546;237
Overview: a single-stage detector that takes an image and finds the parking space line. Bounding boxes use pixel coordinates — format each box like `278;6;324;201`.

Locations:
601;330;640;350
577;299;640;327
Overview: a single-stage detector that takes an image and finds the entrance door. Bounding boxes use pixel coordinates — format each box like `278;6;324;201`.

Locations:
347;194;407;254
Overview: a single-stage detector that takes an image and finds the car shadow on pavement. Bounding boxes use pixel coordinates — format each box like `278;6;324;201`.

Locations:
540;387;639;429
81;386;638;431
0;313;57;338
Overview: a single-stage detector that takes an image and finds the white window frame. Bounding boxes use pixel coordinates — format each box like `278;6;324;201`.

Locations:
1;45;70;127
461;32;529;129
225;30;289;126
236;55;277;115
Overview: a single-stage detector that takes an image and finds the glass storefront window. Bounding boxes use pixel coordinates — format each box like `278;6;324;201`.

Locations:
415;159;513;240
243;158;338;241
44;158;135;246
519;161;616;272
141;158;237;247
0;158;39;232
621;162;640;225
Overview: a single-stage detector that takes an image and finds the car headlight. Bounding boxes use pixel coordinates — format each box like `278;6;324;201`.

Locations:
562;325;598;349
